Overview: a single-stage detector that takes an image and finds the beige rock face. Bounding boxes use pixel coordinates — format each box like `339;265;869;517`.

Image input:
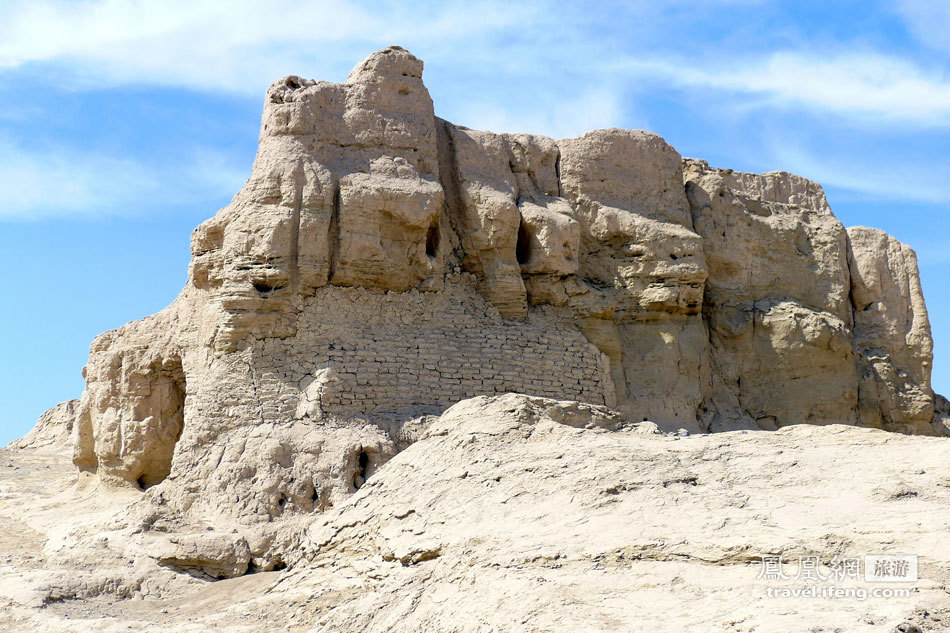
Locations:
190;47;445;350
550;130;709;427
6;400;78;453
73;303;190;489
848;226;935;434
685;160;859;431
11;46;944;590
934;393;950;436
439;125;529;318
559;130;706;320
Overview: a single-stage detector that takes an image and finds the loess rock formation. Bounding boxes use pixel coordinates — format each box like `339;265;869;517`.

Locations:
14;46;947;592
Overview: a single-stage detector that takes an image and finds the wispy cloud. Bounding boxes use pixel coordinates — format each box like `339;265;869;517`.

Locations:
619;51;950;127
0;0;540;93
3;0;949;217
0;138;247;220
768;141;950;205
452;89;626;139
6;1;947;130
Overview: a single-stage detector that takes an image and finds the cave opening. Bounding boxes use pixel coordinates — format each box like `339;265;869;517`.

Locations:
426;224;440;258
353;448;369;490
516;220;531;265
136;357;186;491
252;280;286;294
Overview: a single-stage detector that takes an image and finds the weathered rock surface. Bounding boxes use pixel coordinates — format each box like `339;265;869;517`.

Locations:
560;130;709;428
4;45;948;632
684;160;858;432
6;399;78;453
2;395;948;632
933;393;950;436
848;226;935;434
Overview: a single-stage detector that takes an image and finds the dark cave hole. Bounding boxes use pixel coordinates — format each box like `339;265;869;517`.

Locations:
516;220;531;265
253;280;285;294
426;225;440;257
353;449;369;490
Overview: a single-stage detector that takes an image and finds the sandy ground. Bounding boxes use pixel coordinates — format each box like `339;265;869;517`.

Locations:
1;397;949;632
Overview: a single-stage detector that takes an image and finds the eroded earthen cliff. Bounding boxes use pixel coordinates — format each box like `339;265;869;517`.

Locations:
30;46;942;575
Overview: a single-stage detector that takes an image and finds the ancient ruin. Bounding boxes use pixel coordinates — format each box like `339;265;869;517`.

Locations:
3;47;947;632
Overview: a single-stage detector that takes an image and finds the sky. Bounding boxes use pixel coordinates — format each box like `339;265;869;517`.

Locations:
1;0;948;445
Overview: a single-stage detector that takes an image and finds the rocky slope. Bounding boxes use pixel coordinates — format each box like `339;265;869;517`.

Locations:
2;395;949;631
4;46;948;631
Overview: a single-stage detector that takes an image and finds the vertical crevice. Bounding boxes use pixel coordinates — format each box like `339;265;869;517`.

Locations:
505;141;524;203
843;229;858;330
434;118;468;257
844;228;872;426
243;355;267;428
554;145;563;198
327;177;341;283
289;162;304;290
683;176;714;239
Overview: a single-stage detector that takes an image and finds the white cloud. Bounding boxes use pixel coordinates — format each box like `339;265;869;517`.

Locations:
619;51;950;126
451;89;626;139
0;0;775;99
768;141;950;204
3;0;949;219
0;138;247;220
7;1;946;130
0;0;540;93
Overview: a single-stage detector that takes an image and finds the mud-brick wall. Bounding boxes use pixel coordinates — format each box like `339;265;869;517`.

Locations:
263;282;611;419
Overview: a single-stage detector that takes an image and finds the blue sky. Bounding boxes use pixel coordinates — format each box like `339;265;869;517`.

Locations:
1;0;948;444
